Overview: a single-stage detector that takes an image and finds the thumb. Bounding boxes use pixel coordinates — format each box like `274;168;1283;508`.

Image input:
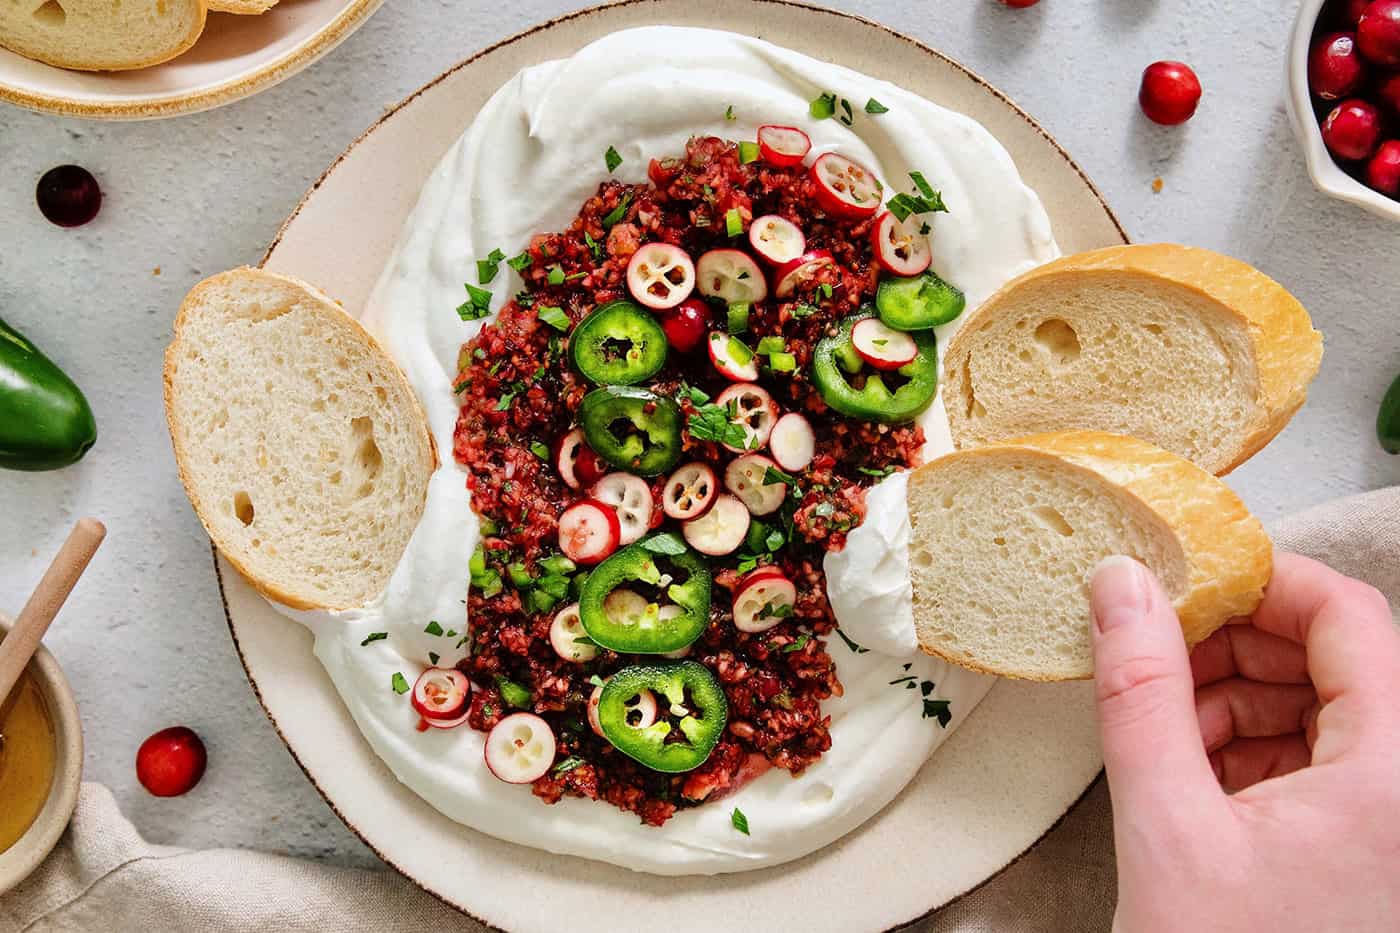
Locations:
1090;556;1221;813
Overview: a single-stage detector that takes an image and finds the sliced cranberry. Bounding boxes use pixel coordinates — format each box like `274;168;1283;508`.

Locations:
1322;99;1383;160
1366;140;1400;194
1138;61;1202;125
1309;32;1366;100
1359;0;1400;65
809;153;884;218
756;125;811;168
657;297;712;353
136;726;207;797
36;165;102;227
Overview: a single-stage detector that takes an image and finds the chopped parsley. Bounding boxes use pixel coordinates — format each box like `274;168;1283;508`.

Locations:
456;283;493;321
886;172;948;222
602;191;632;229
782;633;811;653
888;675;916;686
865;97;889;114
731;807;750;835
839;97;855;126
428;651;440;665
506;251;533;273
537;305;570;331
640;532;688;556
530;440;550;460
494;391;516;412
759;600;794;622
857;465;897;478
790;303;819;318
553;755;587;776
424;620;444;636
547;265;566;286
678;383;711;406
477;247;506;284
834;628;869;654
809;92;837;120
763;465;800;488
605;146;623;173
686;401;753;450
584;231;603;261
391;672;410;695
360;632;388;647
725;104;736;121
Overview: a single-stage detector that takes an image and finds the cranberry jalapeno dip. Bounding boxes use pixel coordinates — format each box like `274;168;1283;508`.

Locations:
440;132;967;825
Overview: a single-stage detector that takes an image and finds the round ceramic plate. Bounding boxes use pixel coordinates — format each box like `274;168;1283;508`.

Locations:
0;0;382;120
225;2;1126;929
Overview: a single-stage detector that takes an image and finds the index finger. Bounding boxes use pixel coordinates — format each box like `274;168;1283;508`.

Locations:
1250;551;1400;707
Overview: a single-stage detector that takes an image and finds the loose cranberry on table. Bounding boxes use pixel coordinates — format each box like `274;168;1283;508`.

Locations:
1375;72;1400;113
1357;0;1400;65
1138;61;1202;125
136;726;207;797
657;297;712;353
997;0;1041;6
1366;140;1400;193
36;165;102;227
1321;98;1383;160
1309;32;1367;100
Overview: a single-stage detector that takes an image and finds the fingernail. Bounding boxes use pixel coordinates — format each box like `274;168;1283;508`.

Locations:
1091;556;1149;633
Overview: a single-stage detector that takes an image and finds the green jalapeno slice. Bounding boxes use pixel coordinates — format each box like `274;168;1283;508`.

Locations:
569;300;669;386
598;661;728;773
579;385;683;476
578;535;711;653
811;311;938;424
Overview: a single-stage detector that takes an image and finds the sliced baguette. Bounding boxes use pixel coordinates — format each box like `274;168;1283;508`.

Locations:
0;0;205;72
907;430;1271;681
207;0;278;13
942;244;1323;476
164;268;436;612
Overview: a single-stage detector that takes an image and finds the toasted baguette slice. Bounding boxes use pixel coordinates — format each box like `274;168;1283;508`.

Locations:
207;0;278;13
907;430;1271;681
942;244;1323;476
165;268;436;612
0;0;205;72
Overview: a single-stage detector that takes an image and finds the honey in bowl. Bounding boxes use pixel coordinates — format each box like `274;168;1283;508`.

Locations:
0;669;57;853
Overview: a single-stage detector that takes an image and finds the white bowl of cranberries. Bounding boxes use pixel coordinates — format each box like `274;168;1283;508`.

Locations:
1290;0;1400;219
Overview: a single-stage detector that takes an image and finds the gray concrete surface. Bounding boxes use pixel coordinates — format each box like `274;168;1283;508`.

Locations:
1;0;1397;866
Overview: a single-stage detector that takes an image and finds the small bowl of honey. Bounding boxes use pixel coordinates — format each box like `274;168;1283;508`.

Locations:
0;615;83;895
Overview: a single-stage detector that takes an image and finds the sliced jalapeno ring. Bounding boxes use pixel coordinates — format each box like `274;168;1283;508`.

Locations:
579;385;683;476
598;661;728;773
812;312;938;424
579;536;711;654
569;299;669;386
875;270;965;332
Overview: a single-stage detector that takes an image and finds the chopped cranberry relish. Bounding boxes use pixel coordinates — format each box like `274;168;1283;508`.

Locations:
451;136;927;825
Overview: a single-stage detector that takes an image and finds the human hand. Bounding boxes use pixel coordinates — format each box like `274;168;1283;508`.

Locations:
1089;552;1400;932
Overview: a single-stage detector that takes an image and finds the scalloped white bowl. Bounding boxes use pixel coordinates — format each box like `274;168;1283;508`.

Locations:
1287;0;1400;221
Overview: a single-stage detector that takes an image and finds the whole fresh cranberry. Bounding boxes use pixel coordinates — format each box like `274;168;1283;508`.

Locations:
136;726;208;797
1366;140;1400;194
1309;32;1366;100
36;165;102;227
1138;61;1202;125
1321;98;1384;160
997;0;1041;7
658;297;712;353
1358;0;1400;65
1340;0;1371;25
1376;72;1400;112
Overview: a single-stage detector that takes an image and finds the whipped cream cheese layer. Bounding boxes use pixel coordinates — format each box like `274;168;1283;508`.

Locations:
277;26;1058;875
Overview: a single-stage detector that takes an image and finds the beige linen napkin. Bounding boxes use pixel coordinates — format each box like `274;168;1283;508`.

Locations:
4;487;1396;933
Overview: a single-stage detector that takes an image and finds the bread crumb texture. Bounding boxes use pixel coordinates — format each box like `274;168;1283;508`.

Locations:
164;269;434;611
0;0;206;72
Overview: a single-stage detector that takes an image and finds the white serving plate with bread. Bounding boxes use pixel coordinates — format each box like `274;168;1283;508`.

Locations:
0;0;381;119
163;2;1321;929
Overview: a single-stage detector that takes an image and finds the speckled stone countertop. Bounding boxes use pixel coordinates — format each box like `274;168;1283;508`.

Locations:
1;0;1396;865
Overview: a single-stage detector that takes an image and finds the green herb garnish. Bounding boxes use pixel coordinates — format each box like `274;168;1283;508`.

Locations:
547;265;566;286
553;755;587;776
391;672;410;695
839;97;854;125
425;620;444;636
605;146;623;172
835;628;869;654
731;807;750;835
865;98;889;114
360;632;388;647
456;283;493;321
495;676;531;709
809;92;837;120
506;251;533;273
537;305;569;331
602;192;632;229
428;651;440;665
922;698;952;727
782;633;811;653
530;440;550;460
725;104;736;121
640;532;688;556
477;247;506;284
738;140;760;164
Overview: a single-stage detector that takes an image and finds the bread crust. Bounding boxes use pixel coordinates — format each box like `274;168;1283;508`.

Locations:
207;0;278;13
163;267;437;612
0;0;208;72
909;430;1273;681
943;244;1323;476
